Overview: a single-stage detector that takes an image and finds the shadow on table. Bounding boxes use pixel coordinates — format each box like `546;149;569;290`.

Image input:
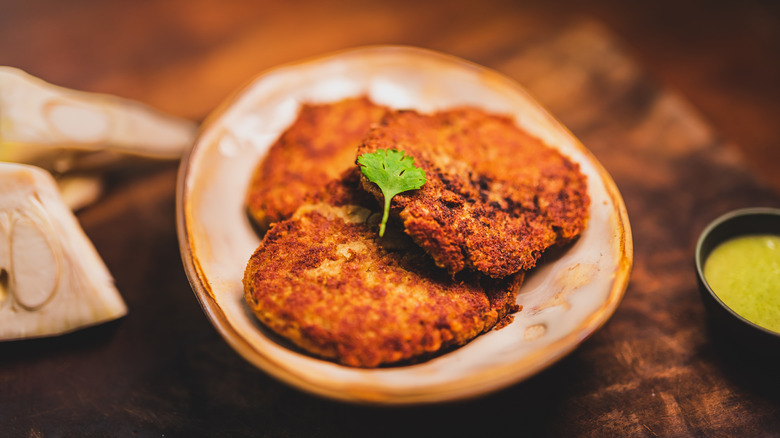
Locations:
704;320;780;405
0;320;124;364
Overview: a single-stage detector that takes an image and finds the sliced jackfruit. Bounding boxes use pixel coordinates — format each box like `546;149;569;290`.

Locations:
0;66;197;170
0;66;197;210
0;162;127;340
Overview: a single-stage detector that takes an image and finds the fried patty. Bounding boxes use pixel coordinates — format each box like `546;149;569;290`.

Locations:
243;169;522;368
245;96;388;233
358;107;589;278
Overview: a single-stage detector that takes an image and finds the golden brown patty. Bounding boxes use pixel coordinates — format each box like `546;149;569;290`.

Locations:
243;169;522;368
245;96;388;233
358;107;589;278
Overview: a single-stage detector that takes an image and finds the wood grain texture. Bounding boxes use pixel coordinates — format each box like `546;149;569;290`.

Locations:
1;1;779;436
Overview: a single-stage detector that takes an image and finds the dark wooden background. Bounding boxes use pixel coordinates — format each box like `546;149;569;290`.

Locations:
2;0;779;436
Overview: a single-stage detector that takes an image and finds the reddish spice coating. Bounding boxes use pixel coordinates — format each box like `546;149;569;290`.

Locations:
245;96;388;233
243;169;522;368
358;107;590;278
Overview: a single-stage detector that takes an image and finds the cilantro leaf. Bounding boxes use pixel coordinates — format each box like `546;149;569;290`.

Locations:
357;149;427;237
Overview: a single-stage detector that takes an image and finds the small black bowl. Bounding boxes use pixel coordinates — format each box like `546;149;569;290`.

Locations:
695;207;780;357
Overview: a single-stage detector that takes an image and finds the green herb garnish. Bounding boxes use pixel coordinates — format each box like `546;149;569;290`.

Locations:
357;149;426;237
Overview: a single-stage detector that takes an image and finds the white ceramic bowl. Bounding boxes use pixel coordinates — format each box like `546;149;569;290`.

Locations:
176;45;633;405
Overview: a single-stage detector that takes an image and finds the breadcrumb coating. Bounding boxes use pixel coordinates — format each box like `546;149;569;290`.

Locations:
243;169;522;367
245;97;388;233
358;107;589;278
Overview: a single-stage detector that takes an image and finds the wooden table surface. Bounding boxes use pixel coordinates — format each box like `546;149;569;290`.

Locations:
2;0;779;436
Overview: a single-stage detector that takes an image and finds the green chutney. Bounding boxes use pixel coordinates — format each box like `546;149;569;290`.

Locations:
704;234;780;333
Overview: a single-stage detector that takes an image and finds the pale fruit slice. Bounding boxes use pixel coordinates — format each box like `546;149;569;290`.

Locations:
57;175;104;211
0;162;127;340
0;66;197;168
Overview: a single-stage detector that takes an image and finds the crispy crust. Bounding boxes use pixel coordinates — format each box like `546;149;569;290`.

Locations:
358;107;589;278
243;169;522;368
245;97;388;233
